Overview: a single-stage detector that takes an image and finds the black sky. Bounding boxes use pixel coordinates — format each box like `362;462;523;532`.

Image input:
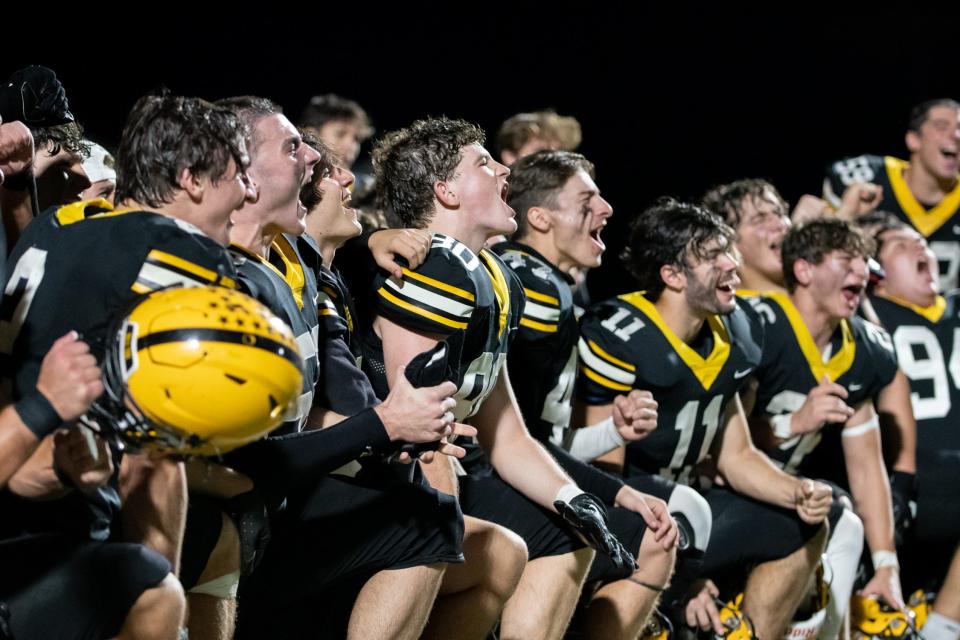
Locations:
7;6;958;298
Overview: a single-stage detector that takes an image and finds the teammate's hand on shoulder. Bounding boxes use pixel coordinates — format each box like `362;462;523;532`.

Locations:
0;120;34;181
368;228;432;278
793;478;832;524
613;389;658;441
53;425;113;491
861;566;905;612
684;579;725;635
790;375;853;436
37;331;104;423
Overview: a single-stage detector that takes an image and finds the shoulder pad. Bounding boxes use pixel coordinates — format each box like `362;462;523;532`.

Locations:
576;300;642;403
372;234;479;336
825;154;886;204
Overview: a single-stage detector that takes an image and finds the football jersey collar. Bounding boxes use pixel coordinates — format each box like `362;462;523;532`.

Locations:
479;249;511;339
766;291;855;382
621;292;731;390
499;240;577;285
885;156;960;237
875;292;946;324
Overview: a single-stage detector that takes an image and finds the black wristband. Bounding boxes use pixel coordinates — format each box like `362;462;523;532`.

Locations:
14;391;63;439
891;471;917;498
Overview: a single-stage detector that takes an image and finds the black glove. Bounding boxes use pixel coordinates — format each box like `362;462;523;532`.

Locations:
890;471;917;547
554;492;637;579
390;341;455;461
0;66;73;126
225;489;271;575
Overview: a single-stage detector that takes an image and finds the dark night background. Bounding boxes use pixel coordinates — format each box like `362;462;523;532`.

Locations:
6;6;958;300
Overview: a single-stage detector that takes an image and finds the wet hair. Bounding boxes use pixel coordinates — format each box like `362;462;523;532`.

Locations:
622;198;734;300
114;94;248;207
372;116;485;228
506;150;595;239
701;178;788;229
781;218;874;292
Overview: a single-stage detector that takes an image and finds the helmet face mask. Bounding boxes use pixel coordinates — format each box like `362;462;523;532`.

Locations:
84;285;304;457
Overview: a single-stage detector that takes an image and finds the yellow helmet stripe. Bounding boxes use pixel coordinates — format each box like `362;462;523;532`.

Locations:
136;329;302;370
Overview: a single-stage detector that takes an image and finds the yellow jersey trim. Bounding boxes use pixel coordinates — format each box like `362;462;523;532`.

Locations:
875;293;947;324
520;317;558;333
583;366;632;392
148;249;237;289
885;156;960;237
766;292;855;382
524;288;559;306
401;267;475;302
378;288;469;330
480;250;511;339
587;339;637;372
270;236;307;311
621;292;731;390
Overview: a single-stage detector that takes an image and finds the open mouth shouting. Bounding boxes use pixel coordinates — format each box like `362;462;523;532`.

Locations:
840;282;865;309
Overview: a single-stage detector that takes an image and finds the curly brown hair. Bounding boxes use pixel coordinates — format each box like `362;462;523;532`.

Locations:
781;218;874;292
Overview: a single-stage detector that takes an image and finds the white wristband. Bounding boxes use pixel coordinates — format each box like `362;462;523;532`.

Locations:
555;483;585;506
566;417;625;461
771;413;794;439
872;550;899;571
842;415;879;439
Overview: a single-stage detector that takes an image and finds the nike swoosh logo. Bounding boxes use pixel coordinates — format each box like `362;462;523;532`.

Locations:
734;368;753;379
848;383;863;391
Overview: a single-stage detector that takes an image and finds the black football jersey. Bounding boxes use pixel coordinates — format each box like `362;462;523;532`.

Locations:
748;292;899;478
825;154;960;290
0;206;236;540
494;241;579;443
228;236;318;435
295;234;379;416
870;292;960;453
358;233;525;421
576;293;764;484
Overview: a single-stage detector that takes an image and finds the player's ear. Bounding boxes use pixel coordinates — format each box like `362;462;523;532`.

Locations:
660;263;685;292
905;130;922;154
179;168;204;202
434;179;459;208
793;258;813;287
526;206;552;233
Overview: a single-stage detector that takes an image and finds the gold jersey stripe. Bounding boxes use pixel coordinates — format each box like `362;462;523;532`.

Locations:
582;366;632;391
520;317;559;333
587;339;637;372
401;267;475;301
524;288;559;306
148;249;237;289
378;288;469;330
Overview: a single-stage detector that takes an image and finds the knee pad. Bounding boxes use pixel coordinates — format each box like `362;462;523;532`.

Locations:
188;570;240;600
668;485;711;553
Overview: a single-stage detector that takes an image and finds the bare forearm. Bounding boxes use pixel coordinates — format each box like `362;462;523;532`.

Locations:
120;456;187;573
0;412;43;489
848;459;896;554
7;436;71;499
720;447;797;510
420;454;458;496
879;372;916;473
489;429;573;510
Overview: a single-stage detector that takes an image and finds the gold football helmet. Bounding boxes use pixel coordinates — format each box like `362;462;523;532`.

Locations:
716;594;756;640
850;590;930;639
87;285;303;456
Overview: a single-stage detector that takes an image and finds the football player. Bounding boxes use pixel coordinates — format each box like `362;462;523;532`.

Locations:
747;218;906;614
496;110;582;166
359;116;634;639
576;198;833;639
217;98;471;640
868;217;960;640
0;92;250;640
825;99;960;290
494;150;682;640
